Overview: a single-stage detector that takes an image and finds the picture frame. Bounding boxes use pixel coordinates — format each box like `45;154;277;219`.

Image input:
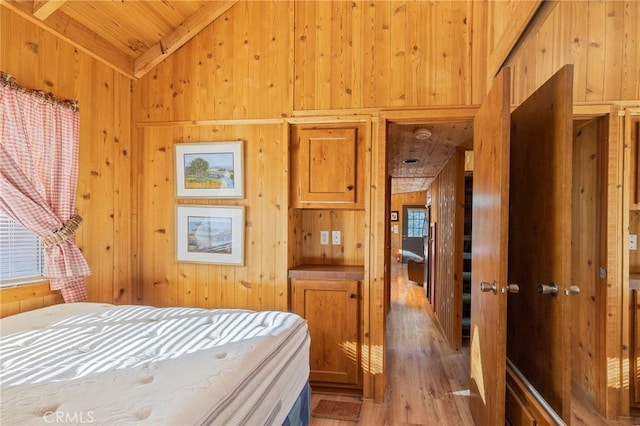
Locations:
391;210;399;222
175;141;244;198
176;205;245;265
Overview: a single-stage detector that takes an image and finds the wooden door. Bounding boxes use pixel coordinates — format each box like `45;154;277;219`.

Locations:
470;65;574;424
507;65;574;422
401;205;427;263
291;278;361;387
469;67;512;426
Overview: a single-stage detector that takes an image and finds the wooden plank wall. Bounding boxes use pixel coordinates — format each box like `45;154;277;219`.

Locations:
502;0;640;105
572;118;601;403
299;210;366;266
132;1;293;122
132;0;484;311
0;7;133;315
0;283;63;318
293;1;479;109
135;123;289;311
431;150;465;351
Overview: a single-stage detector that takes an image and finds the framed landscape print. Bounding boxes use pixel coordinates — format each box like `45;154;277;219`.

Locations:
176;205;245;265
175;141;244;198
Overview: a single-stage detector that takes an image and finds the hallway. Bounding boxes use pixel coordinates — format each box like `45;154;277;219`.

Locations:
309;264;473;425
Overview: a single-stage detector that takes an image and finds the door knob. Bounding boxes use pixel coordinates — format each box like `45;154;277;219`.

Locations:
480;281;497;294
348;293;356;299
538;282;559;296
564;285;580;296
501;284;520;294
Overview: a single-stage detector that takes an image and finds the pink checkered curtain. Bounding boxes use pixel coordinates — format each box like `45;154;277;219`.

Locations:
0;72;90;302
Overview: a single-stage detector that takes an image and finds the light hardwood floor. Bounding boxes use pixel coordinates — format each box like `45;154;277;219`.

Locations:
309;264;640;426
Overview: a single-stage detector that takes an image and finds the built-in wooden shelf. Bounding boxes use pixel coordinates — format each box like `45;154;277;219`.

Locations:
288;264;365;280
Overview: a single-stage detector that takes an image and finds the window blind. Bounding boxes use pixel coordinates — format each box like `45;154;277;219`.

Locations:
0;214;44;286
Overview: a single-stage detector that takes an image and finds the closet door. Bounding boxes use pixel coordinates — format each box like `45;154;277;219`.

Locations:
470;64;574;424
469;67;512;426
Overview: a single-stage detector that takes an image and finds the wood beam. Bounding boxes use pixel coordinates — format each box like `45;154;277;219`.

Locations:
486;0;544;80
133;0;238;79
32;0;66;20
0;0;135;79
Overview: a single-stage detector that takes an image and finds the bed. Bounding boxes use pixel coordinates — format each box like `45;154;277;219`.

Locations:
0;303;310;425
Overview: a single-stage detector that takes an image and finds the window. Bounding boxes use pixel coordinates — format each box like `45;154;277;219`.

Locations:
406;208;427;238
0;214;44;287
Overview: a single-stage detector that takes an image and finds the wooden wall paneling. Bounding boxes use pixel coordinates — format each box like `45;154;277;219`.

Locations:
434;2;453;106
389;2;407;107
137;123;289;311
299;210;365;266
452;1;473;106
135;0;292;123
293;0;317;111
0;283;64;318
585;0;606;102
138;127;175;307
599;105;625;419
112;72;133;304
571;118;600;402
570;1;589;106
433;149;464;351
369;112;385;401
470;0;488;103
622;2;640;99
505;1;640;105
602;1;624;100
293;1;476;111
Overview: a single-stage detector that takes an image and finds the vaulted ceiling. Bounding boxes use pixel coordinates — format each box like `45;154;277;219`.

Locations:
1;0;238;79
2;0;474;194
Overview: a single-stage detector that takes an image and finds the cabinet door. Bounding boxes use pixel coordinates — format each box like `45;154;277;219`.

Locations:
633;289;640;407
291;278;360;387
291;126;363;209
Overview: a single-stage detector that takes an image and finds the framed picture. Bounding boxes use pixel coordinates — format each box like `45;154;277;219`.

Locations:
176;205;245;265
391;210;399;222
175;141;244;198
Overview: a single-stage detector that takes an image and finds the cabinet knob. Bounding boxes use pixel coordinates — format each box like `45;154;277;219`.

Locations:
349;293;356;299
346;185;354;191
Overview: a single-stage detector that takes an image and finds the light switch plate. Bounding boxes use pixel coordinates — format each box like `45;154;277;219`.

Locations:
332;230;341;245
320;231;329;245
631;234;638;250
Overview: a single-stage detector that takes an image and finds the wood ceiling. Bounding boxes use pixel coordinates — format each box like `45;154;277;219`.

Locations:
387;121;474;194
2;0;474;194
1;0;238;79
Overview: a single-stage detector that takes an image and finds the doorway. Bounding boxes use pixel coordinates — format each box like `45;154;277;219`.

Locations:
401;205;426;263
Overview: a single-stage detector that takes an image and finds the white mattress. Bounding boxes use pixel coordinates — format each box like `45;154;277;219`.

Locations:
0;303;310;425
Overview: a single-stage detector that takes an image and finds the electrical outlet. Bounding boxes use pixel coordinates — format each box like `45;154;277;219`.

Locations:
631;234;638;250
332;230;341;245
320;231;329;245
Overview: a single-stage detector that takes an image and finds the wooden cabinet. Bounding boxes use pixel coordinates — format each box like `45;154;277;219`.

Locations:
290;124;364;209
630;119;640;210
631;286;640;407
290;268;362;390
